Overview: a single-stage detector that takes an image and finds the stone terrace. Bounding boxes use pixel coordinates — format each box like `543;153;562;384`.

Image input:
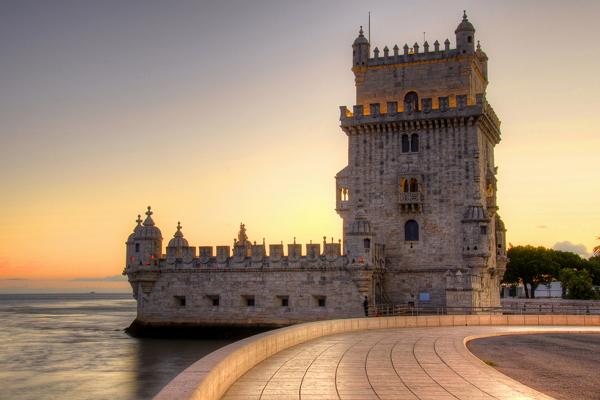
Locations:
222;325;599;400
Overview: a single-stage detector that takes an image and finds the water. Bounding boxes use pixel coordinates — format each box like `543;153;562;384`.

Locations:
0;293;232;400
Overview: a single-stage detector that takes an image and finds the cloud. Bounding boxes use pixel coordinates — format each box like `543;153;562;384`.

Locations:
552;241;590;258
70;275;127;282
536;225;548;229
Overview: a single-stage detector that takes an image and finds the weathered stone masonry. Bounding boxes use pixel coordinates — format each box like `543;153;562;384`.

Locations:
125;12;506;329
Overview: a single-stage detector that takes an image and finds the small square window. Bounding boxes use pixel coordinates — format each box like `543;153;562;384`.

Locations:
174;296;186;307
244;296;255;307
314;296;326;307
280;297;289;307
207;295;219;307
480;226;487;235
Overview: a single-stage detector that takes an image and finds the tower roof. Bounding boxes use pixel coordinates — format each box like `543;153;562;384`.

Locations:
137;206;162;240
455;10;475;33
353;26;369;46
167;221;189;248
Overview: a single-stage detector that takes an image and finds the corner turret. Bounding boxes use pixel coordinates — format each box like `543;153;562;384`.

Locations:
345;209;375;266
352;26;370;69
455;10;475;54
136;206;163;266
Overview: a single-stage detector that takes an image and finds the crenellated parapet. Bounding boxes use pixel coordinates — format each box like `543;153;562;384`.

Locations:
368;41;473;67
125;215;385;275
339;93;500;141
127;242;352;272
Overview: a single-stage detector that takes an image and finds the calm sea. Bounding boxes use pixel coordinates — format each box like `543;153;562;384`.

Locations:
0;293;232;400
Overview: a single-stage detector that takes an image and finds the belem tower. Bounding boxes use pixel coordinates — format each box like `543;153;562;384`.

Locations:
124;13;507;331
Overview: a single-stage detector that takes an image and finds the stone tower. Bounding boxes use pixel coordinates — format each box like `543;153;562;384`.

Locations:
337;12;507;309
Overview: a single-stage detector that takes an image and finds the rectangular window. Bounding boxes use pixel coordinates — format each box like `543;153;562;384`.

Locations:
174;296;186;307
419;292;430;302
314;296;326;307
480;225;488;235
135;243;140;253
280;296;289;307
244;296;255;307
207;295;220;307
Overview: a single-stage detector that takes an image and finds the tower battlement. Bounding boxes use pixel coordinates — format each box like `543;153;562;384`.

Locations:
339;93;500;141
352;12;488;111
367;40;469;67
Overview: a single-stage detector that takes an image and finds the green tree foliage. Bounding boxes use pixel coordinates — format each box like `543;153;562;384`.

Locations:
505;244;600;299
584;256;600;286
559;268;597;300
552;250;585;297
504;246;559;298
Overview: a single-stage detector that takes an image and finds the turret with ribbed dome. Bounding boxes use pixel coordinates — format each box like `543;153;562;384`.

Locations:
125;206;163;267
352;26;370;68
166;222;190;259
345;209;375;266
455;10;475;54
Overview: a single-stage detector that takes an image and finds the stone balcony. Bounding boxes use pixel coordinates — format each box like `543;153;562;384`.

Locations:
399;192;422;212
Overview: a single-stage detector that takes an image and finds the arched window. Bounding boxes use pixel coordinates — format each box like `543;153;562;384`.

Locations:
409;178;419;192
410;134;419;152
401;178;409;193
340;187;349;201
401;134;409;153
404;91;419;112
405;220;419;241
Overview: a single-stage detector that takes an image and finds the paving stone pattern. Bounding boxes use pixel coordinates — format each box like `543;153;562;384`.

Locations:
222;326;600;400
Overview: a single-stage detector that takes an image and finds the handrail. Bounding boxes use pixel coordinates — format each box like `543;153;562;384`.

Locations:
367;302;600;317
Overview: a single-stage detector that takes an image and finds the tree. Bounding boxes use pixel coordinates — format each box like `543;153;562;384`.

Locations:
583;257;600;286
552;250;585;297
560;268;597;300
594;235;600;257
504;246;559;298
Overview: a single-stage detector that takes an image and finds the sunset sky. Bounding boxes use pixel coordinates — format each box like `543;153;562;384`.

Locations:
1;0;599;292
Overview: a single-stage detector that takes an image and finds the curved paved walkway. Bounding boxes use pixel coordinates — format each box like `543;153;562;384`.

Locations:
221;326;600;400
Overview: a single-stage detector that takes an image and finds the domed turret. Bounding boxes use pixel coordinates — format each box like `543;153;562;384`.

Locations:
345;209;374;266
166;222;189;259
138;206;162;240
168;222;189;248
352;26;370;68
455;10;475;54
129;206;163;266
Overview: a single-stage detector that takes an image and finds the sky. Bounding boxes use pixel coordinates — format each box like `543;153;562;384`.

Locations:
0;0;599;292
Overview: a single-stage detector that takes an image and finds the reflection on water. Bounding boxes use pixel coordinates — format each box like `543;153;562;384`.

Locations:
0;293;232;400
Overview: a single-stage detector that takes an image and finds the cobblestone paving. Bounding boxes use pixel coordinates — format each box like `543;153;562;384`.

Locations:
222;326;600;400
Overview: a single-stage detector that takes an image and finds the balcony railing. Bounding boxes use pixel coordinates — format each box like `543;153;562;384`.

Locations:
399;192;422;204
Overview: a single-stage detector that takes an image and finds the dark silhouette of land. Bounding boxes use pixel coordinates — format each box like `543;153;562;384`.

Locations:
468;333;600;400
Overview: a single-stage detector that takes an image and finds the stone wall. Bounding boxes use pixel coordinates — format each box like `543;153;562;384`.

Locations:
129;262;376;326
